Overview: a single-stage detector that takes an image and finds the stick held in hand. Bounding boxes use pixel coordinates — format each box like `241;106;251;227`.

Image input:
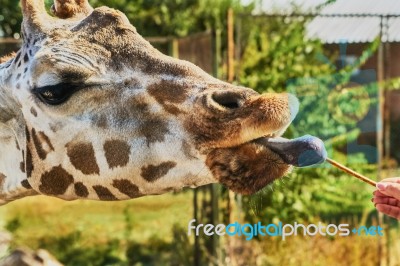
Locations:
326;158;377;187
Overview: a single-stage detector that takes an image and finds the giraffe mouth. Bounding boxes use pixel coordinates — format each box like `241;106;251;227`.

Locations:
253;135;327;167
205;133;327;195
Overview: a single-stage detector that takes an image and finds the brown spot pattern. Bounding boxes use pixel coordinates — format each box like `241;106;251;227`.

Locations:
103;140;130;169
0;172;5;189
26;146;33;178
148;80;188;103
163;104;184;115
123;78;141;88
94;114;108;129
49;122;63;132
31;129;54;160
21;179;32;189
139;117;170;145
15;140;20;150
26;126;31;142
116;96;148;124
30;107;37;117
20;161;25;173
116;96;170;144
141;161;177;182
148;80;187;115
66;142;100;175
112;179;141;198
39;165;74;195
93;185;117;201
182;140;197;159
74;182;89;197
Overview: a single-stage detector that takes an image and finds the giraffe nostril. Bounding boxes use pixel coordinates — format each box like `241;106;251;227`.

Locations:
211;91;243;110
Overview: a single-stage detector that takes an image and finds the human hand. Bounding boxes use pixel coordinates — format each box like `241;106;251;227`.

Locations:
372;177;400;220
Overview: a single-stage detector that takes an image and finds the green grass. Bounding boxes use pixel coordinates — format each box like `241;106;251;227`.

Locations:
0;190;193;249
1;186;400;265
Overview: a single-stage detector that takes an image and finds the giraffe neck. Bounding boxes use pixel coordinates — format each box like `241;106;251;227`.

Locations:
0;59;21;123
0;58;36;204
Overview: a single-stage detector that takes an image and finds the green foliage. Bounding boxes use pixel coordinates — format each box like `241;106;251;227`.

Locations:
92;0;252;49
0;0;252;38
5;216;22;233
0;0;22;37
287;70;378;140
33;225;192;266
0;1;392;263
238;16;333;93
243;163;377;225
126;225;192;266
38;231;123;266
0;193;196;265
0;0;55;37
238;15;380;224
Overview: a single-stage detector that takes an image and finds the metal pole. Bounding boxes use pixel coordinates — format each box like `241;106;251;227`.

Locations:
383;17;391;167
377;19;385;181
377;15;387;266
383;15;391;266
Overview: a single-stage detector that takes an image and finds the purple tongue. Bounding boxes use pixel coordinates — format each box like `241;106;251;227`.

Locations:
258;135;327;167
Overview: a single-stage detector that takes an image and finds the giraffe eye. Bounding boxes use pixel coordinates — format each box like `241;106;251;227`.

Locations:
33;83;80;105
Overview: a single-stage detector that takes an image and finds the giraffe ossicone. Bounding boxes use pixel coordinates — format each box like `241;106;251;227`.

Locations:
0;0;326;205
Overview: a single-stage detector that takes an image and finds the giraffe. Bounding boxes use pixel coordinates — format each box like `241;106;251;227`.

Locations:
0;0;326;205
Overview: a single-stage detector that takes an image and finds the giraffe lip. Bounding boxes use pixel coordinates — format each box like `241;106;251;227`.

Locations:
254;135;327;167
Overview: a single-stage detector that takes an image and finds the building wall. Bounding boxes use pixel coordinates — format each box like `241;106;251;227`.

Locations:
325;43;400;163
325;42;400;78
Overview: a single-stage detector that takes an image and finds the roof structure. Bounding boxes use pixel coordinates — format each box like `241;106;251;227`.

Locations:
308;0;400;43
252;0;400;43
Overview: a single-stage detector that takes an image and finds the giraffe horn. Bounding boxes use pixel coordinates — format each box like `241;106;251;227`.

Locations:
51;0;94;19
21;0;53;34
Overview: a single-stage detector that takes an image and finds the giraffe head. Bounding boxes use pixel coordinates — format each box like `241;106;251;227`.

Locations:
1;0;326;202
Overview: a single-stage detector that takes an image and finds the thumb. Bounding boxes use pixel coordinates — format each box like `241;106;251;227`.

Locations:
376;182;400;200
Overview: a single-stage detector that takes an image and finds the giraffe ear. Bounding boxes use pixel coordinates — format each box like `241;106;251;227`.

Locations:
51;0;93;19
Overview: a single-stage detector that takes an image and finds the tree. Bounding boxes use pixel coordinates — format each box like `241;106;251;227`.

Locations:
0;0;252;38
237;14;379;223
0;0;22;38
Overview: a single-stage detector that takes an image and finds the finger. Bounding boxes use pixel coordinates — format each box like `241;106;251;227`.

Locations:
373;196;400;207
379;177;400;184
373;190;388;197
373;192;400;202
376;204;400;220
376;182;400;200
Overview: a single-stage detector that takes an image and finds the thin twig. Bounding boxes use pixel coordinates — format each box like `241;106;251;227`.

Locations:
326;158;377;187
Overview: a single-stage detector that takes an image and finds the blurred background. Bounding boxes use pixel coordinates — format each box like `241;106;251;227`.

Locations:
1;0;400;265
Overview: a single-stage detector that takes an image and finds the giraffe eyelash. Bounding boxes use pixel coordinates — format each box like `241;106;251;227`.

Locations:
32;83;82;105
